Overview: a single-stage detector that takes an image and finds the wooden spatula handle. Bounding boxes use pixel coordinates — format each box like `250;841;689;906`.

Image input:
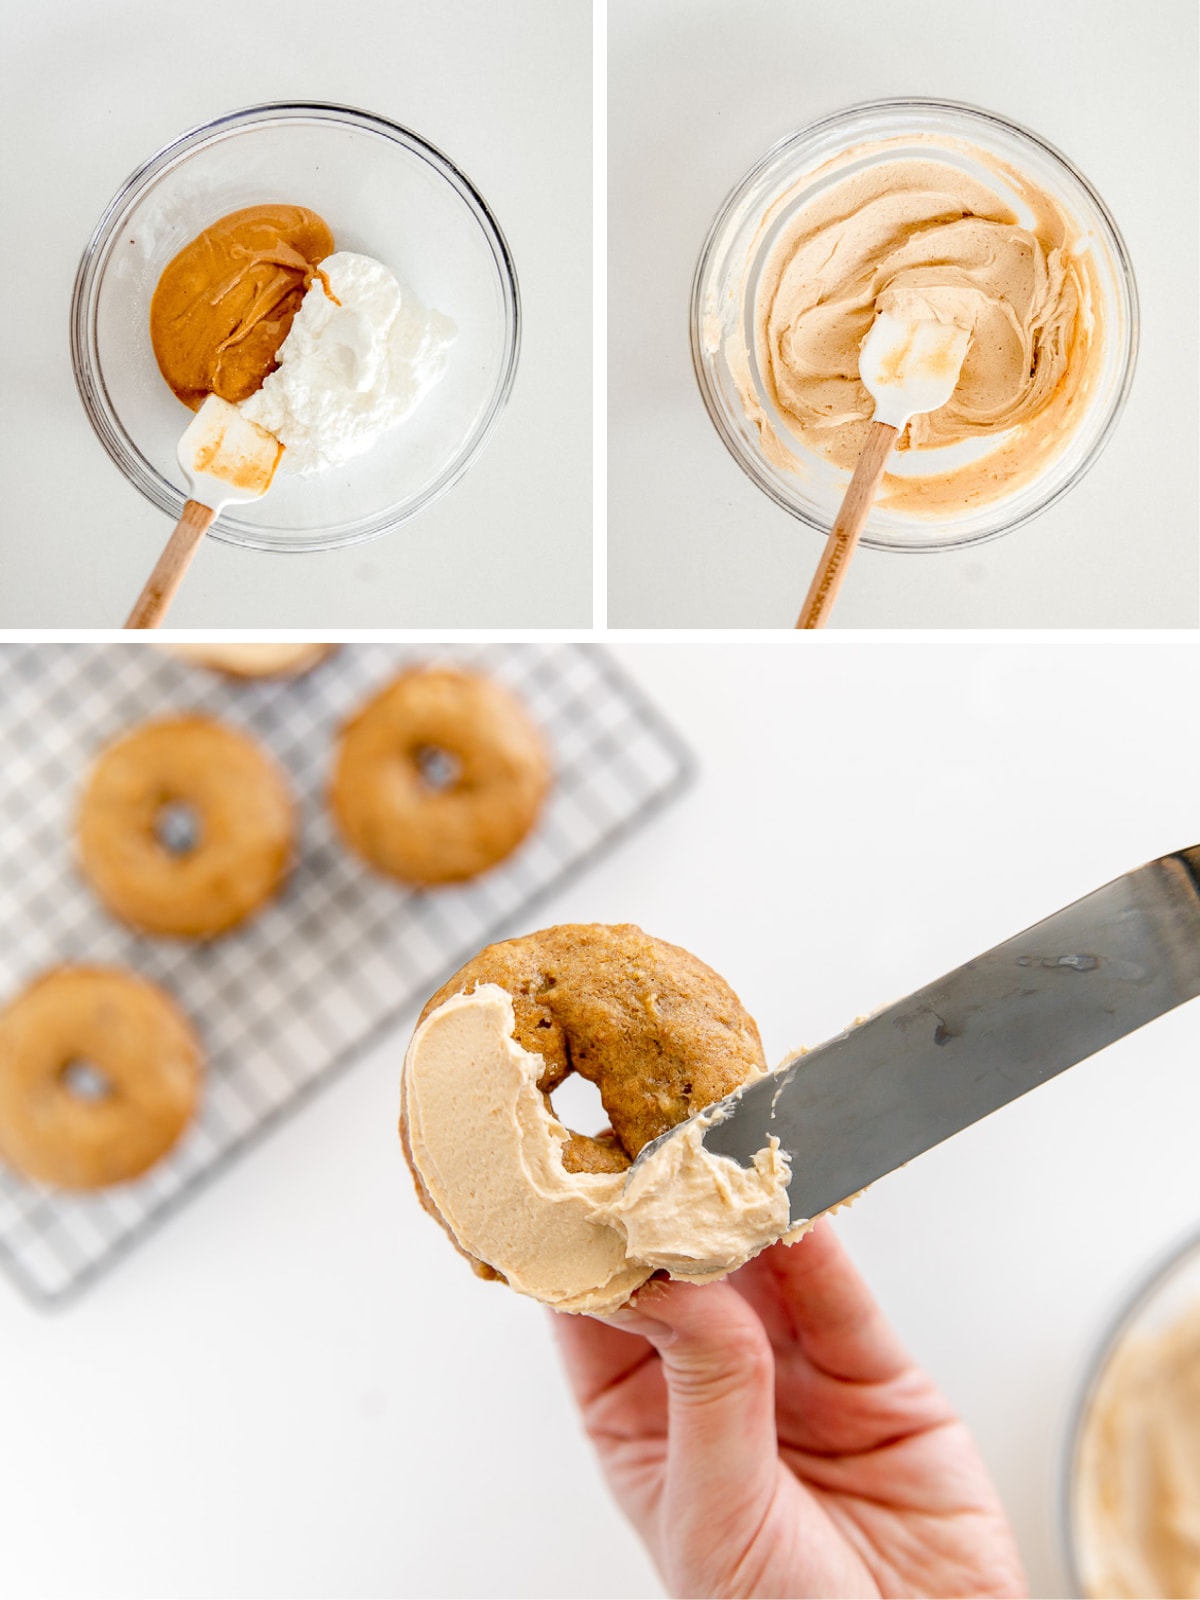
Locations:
124;500;216;629
796;420;898;630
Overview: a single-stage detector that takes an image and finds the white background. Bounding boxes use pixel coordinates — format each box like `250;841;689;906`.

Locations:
608;0;1199;629
0;0;591;628
2;642;1200;1598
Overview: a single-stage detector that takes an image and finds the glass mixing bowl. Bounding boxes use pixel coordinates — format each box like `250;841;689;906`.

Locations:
71;102;520;551
691;98;1138;553
1062;1226;1200;1596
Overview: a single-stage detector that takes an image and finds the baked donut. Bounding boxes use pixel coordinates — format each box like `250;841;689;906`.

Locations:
78;716;295;938
0;966;202;1189
401;924;794;1314
160;643;337;678
419;924;766;1171
331;666;550;887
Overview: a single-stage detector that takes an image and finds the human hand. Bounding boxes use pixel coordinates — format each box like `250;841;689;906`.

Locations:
553;1221;1027;1598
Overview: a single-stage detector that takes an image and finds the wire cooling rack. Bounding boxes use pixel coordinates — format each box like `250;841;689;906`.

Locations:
0;644;692;1306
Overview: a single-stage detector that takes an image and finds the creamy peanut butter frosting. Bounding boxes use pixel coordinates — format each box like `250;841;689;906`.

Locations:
401;985;797;1315
1074;1302;1200;1598
733;143;1104;514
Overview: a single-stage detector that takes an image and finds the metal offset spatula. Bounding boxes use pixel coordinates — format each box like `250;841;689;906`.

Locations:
636;846;1200;1223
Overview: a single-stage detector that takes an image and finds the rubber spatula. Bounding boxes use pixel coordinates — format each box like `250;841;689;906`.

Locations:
124;395;283;629
795;312;971;629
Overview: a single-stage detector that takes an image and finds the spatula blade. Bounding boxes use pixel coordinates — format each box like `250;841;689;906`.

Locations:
178;394;282;510
859;311;971;431
692;847;1200;1222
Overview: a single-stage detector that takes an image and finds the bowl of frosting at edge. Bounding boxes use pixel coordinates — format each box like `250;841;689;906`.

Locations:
71;101;521;553
1062;1225;1200;1598
691;98;1138;553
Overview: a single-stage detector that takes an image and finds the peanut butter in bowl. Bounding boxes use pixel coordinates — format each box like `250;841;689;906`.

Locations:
149;205;336;409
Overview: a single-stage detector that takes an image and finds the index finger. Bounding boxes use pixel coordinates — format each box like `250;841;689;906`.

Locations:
732;1220;912;1383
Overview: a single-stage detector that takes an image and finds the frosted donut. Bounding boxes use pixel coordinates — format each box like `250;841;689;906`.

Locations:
160;643;337;678
78;716;295;938
417;923;767;1169
400;924;794;1314
0;966;202;1189
330;666;551;887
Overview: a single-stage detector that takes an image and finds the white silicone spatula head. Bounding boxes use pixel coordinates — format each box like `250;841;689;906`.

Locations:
177;394;283;510
858;311;971;432
124;396;283;629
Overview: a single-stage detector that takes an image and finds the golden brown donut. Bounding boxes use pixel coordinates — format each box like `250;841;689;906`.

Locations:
404;923;768;1280
78;716;295;938
0;966;202;1189
160;643;337;679
330;666;551;887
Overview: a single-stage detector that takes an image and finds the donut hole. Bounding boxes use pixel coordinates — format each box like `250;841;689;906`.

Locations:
154;799;203;856
59;1059;114;1103
412;744;462;793
550;1071;609;1140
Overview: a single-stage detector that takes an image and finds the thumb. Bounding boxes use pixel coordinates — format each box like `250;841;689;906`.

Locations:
601;1277;779;1546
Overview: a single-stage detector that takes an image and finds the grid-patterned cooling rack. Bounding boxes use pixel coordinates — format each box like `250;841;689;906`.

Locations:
0;644;692;1306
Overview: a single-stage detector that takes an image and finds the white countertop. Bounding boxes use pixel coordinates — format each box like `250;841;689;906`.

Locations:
2;642;1199;1597
0;0;591;628
608;0;1199;628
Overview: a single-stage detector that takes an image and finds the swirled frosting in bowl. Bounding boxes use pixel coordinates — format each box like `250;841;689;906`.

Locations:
1073;1300;1200;1597
733;144;1105;515
693;99;1141;553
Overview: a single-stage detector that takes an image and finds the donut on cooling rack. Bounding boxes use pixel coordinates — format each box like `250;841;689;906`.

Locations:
400;924;795;1315
0;966;202;1189
160;643;338;678
330;665;551;887
77;716;295;938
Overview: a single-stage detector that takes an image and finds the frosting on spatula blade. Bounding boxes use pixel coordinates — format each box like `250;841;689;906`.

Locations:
859;311;971;431
177;394;282;508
